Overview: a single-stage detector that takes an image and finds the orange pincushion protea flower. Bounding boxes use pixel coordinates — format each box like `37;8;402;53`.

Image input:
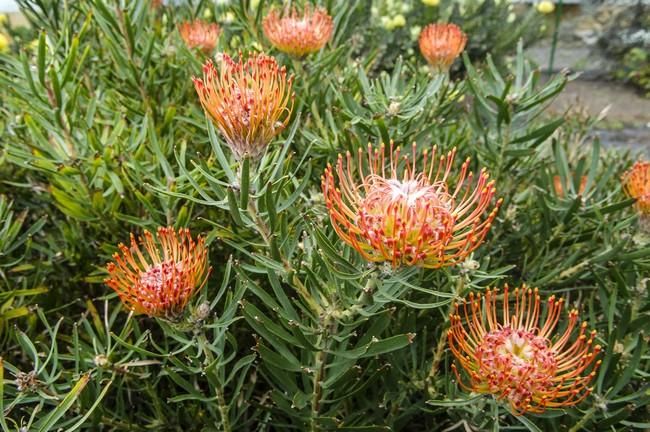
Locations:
448;286;602;414
179;20;220;54
105;227;210;319
321;142;501;268
419;23;468;71
263;5;334;58
622;161;650;215
193;53;295;160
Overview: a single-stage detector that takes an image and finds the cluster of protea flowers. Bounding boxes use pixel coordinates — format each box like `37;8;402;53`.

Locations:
419;23;468;72
178;20;220;54
447;285;602;414
193;52;295;161
263;5;334;58
322;142;501;269
622;161;650;225
105;227;210;319
100;7;606;418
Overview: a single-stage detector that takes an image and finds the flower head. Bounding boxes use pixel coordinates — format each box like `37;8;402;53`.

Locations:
623;161;650;215
263;5;334;58
321;142;501;268
384;14;406;30
105;227;210;319
179;20;220;54
193;52;295;160
537;1;556;14
0;33;9;53
419;23;467;71
448;286;602;414
422;0;440;6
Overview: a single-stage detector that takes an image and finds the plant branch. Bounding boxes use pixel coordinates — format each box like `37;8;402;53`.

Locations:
310;313;335;432
426;275;466;396
198;332;231;432
246;196;323;315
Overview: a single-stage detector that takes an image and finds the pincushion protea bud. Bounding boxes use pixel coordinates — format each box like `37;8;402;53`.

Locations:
178;20;220;54
448;285;602;414
193;53;295;160
105;227;210;319
321;142;501;268
419;23;467;72
553;175;587;198
622;161;650;216
263;4;334;58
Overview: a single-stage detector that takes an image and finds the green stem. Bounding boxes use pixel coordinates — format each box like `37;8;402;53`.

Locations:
548;0;563;74
426;275;466;395
199;333;231;432
310;348;326;432
247;199;323;315
568;406;596;432
310;274;377;430
334;273;377;320
116;6;152;115
310;314;335;432
491;398;500;432
291;57;309;106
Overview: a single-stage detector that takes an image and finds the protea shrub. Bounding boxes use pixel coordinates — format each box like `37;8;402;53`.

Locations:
0;1;646;431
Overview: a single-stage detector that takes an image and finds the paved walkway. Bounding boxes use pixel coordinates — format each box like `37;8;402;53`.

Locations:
527;43;649;158
546;79;650;157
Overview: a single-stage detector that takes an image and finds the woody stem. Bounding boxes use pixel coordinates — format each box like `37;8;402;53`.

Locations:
246;198;323;315
198;332;231;432
426;275;466;395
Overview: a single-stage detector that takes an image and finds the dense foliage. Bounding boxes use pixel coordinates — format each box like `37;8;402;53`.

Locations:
0;0;648;431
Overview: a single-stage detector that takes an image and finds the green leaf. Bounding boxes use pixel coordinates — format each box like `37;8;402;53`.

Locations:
37;31;47;87
239;156;250;210
426;394;485;407
329;334;415;359
35;373;91;432
511;411;543;432
63;378;113;432
0;357;9;432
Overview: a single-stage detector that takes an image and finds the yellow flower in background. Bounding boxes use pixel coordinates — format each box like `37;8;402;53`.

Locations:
0;33;9;53
422;0;441;6
392;14;406;28
410;25;422;41
220;12;235;23
202;8;213;19
384;14;406;30
28;39;39;51
0;14;7;25
537;1;555;14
